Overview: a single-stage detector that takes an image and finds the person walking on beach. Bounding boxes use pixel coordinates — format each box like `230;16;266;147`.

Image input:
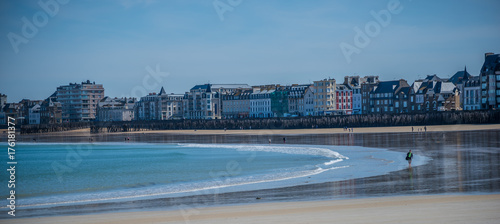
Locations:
406;150;413;167
283;137;286;144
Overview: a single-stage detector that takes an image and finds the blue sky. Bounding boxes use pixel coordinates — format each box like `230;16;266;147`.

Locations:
1;0;499;102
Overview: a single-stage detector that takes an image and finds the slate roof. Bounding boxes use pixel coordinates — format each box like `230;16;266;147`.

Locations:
481;54;500;75
449;67;472;85
373;81;407;94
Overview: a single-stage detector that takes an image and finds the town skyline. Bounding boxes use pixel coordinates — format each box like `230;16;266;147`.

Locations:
1;0;500;102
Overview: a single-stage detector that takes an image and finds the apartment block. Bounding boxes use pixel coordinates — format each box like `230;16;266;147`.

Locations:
313;78;336;115
56;80;104;122
480;53;500;109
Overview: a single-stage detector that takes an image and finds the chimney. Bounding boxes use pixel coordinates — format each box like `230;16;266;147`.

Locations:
485;52;494;60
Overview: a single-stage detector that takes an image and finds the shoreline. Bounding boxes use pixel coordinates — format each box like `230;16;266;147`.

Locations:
11;123;500;137
1;128;499;222
4;194;500;224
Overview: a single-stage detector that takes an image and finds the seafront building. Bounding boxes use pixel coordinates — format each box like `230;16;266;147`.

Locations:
15;99;42;124
28;104;41;124
40;93;62;124
449;67;472;109
304;86;315;116
3;52;499;123
288;84;312;116
335;84;353;115
368;79;410;114
158;87;184;120
360;76;380;114
134;87;184;120
183;84;251;119
313;78;337;115
221;88;252;119
1;103;20;124
250;85;275;118
480;53;500;109
344;76;364;114
97;97;136;121
56;80;104;122
271;85;290;117
135;92;161;120
463;76;481;110
411;75;460;112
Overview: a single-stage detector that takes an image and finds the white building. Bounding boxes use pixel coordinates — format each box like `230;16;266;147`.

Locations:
250;85;275;118
29;104;41;124
183;84;251;119
97;97;136;121
288;84;311;116
222;89;252;118
158;87;184;120
463;76;481;110
304;86;315;116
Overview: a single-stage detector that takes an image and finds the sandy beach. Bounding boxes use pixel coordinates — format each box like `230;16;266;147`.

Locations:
2;126;499;223
5;194;499;224
15;123;500;137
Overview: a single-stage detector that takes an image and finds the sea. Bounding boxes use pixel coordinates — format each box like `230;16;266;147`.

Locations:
0;143;428;211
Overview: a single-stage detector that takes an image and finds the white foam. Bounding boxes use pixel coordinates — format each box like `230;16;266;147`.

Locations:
179;143;349;160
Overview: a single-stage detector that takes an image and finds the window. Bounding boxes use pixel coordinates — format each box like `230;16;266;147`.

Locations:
395;102;399;107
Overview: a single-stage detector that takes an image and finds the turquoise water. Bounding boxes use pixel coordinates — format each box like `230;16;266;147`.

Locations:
0;143;427;208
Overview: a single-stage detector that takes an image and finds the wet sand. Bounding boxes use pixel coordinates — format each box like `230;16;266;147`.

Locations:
13;124;500;138
5;194;500;224
1;127;499;223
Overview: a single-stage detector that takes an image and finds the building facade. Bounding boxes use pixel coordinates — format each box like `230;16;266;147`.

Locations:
335;84;353;115
28;104;41;124
360;76;380;114
158;87;183;120
449;67;472;109
56;80;104;122
463;76;481;110
304;86;315;116
313;78;336;115
250;85;275;118
40;94;62;124
288;84;311;116
480;53;500;109
271;85;290;117
97;97;136;121
135;93;161;120
411;75;459;112
183;84;251;119
222;89;252;119
369;79;410;114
